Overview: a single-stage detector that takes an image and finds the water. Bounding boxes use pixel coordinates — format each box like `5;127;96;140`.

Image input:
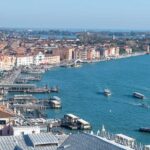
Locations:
35;55;150;144
40;34;77;39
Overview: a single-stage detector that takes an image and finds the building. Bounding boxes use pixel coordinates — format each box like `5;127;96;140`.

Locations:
87;49;100;60
115;134;135;147
74;49;88;60
145;145;150;150
52;48;67;61
0;55;16;71
58;133;135;150
0;131;146;150
0;132;59;150
33;51;45;65
124;46;132;54
16;55;33;66
0;105;15;136
65;48;74;61
74;49;80;60
43;55;60;64
103;47;120;58
13;126;40;136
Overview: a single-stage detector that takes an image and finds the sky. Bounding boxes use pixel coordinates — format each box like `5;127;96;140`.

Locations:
0;0;150;30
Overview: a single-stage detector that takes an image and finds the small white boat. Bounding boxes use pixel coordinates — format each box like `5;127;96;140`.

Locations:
133;92;145;99
104;89;111;96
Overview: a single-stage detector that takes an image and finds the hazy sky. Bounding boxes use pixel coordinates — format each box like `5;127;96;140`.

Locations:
0;0;150;30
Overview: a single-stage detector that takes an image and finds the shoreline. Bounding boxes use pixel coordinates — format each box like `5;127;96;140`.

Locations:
96;52;146;63
61;52;147;67
0;52;147;85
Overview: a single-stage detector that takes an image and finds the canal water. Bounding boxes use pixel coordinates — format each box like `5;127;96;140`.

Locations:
37;55;150;144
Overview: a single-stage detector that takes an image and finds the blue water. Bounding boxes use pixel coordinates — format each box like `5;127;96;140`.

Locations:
37;55;150;144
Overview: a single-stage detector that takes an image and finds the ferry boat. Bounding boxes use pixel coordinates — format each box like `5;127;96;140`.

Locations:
104;89;111;96
133;92;145;99
61;114;91;130
49;100;61;109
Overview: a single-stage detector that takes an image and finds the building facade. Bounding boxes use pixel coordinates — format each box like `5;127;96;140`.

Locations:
0;55;16;71
16;55;33;66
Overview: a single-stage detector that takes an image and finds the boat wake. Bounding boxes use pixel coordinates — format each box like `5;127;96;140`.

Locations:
128;102;150;109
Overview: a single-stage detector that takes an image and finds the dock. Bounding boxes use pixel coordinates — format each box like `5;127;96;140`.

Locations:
0;83;53;94
13;103;47;110
15;75;41;83
21;68;45;74
10;94;37;104
0;84;36;92
25;87;51;93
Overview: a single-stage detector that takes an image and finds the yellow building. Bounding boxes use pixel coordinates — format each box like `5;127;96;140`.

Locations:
43;55;60;64
0;55;16;71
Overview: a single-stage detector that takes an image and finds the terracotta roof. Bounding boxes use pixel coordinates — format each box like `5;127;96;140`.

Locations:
0;106;14;118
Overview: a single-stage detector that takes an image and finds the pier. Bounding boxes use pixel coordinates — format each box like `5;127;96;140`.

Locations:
0;83;54;94
15;75;41;83
9;94;62;111
0;84;36;92
25;87;51;94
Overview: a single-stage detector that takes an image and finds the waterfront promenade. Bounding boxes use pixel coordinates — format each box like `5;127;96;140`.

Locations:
0;68;21;84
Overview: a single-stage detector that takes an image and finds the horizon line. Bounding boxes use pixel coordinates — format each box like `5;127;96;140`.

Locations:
1;26;150;32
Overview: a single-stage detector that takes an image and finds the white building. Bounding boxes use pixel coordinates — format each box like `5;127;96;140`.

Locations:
34;51;45;65
124;47;132;54
16;55;33;66
0;55;16;71
13;126;40;136
103;47;120;58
